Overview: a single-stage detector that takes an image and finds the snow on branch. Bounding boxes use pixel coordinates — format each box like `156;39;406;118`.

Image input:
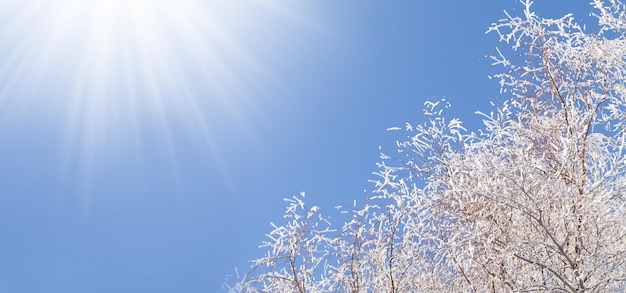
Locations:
227;1;626;291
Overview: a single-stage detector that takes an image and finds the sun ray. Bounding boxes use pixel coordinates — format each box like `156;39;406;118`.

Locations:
0;0;329;203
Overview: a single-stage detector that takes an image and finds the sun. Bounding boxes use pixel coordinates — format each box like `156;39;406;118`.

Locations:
0;0;279;158
0;0;320;196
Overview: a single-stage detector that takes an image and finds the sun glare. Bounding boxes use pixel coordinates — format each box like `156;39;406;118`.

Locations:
0;0;286;163
0;0;322;199
0;0;330;201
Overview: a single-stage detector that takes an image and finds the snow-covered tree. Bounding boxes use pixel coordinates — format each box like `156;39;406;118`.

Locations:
227;1;626;291
226;193;335;293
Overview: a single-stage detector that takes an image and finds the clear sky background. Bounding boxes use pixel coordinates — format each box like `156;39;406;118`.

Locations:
0;1;593;292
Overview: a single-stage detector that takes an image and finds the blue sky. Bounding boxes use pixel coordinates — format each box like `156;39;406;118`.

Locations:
0;1;592;292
